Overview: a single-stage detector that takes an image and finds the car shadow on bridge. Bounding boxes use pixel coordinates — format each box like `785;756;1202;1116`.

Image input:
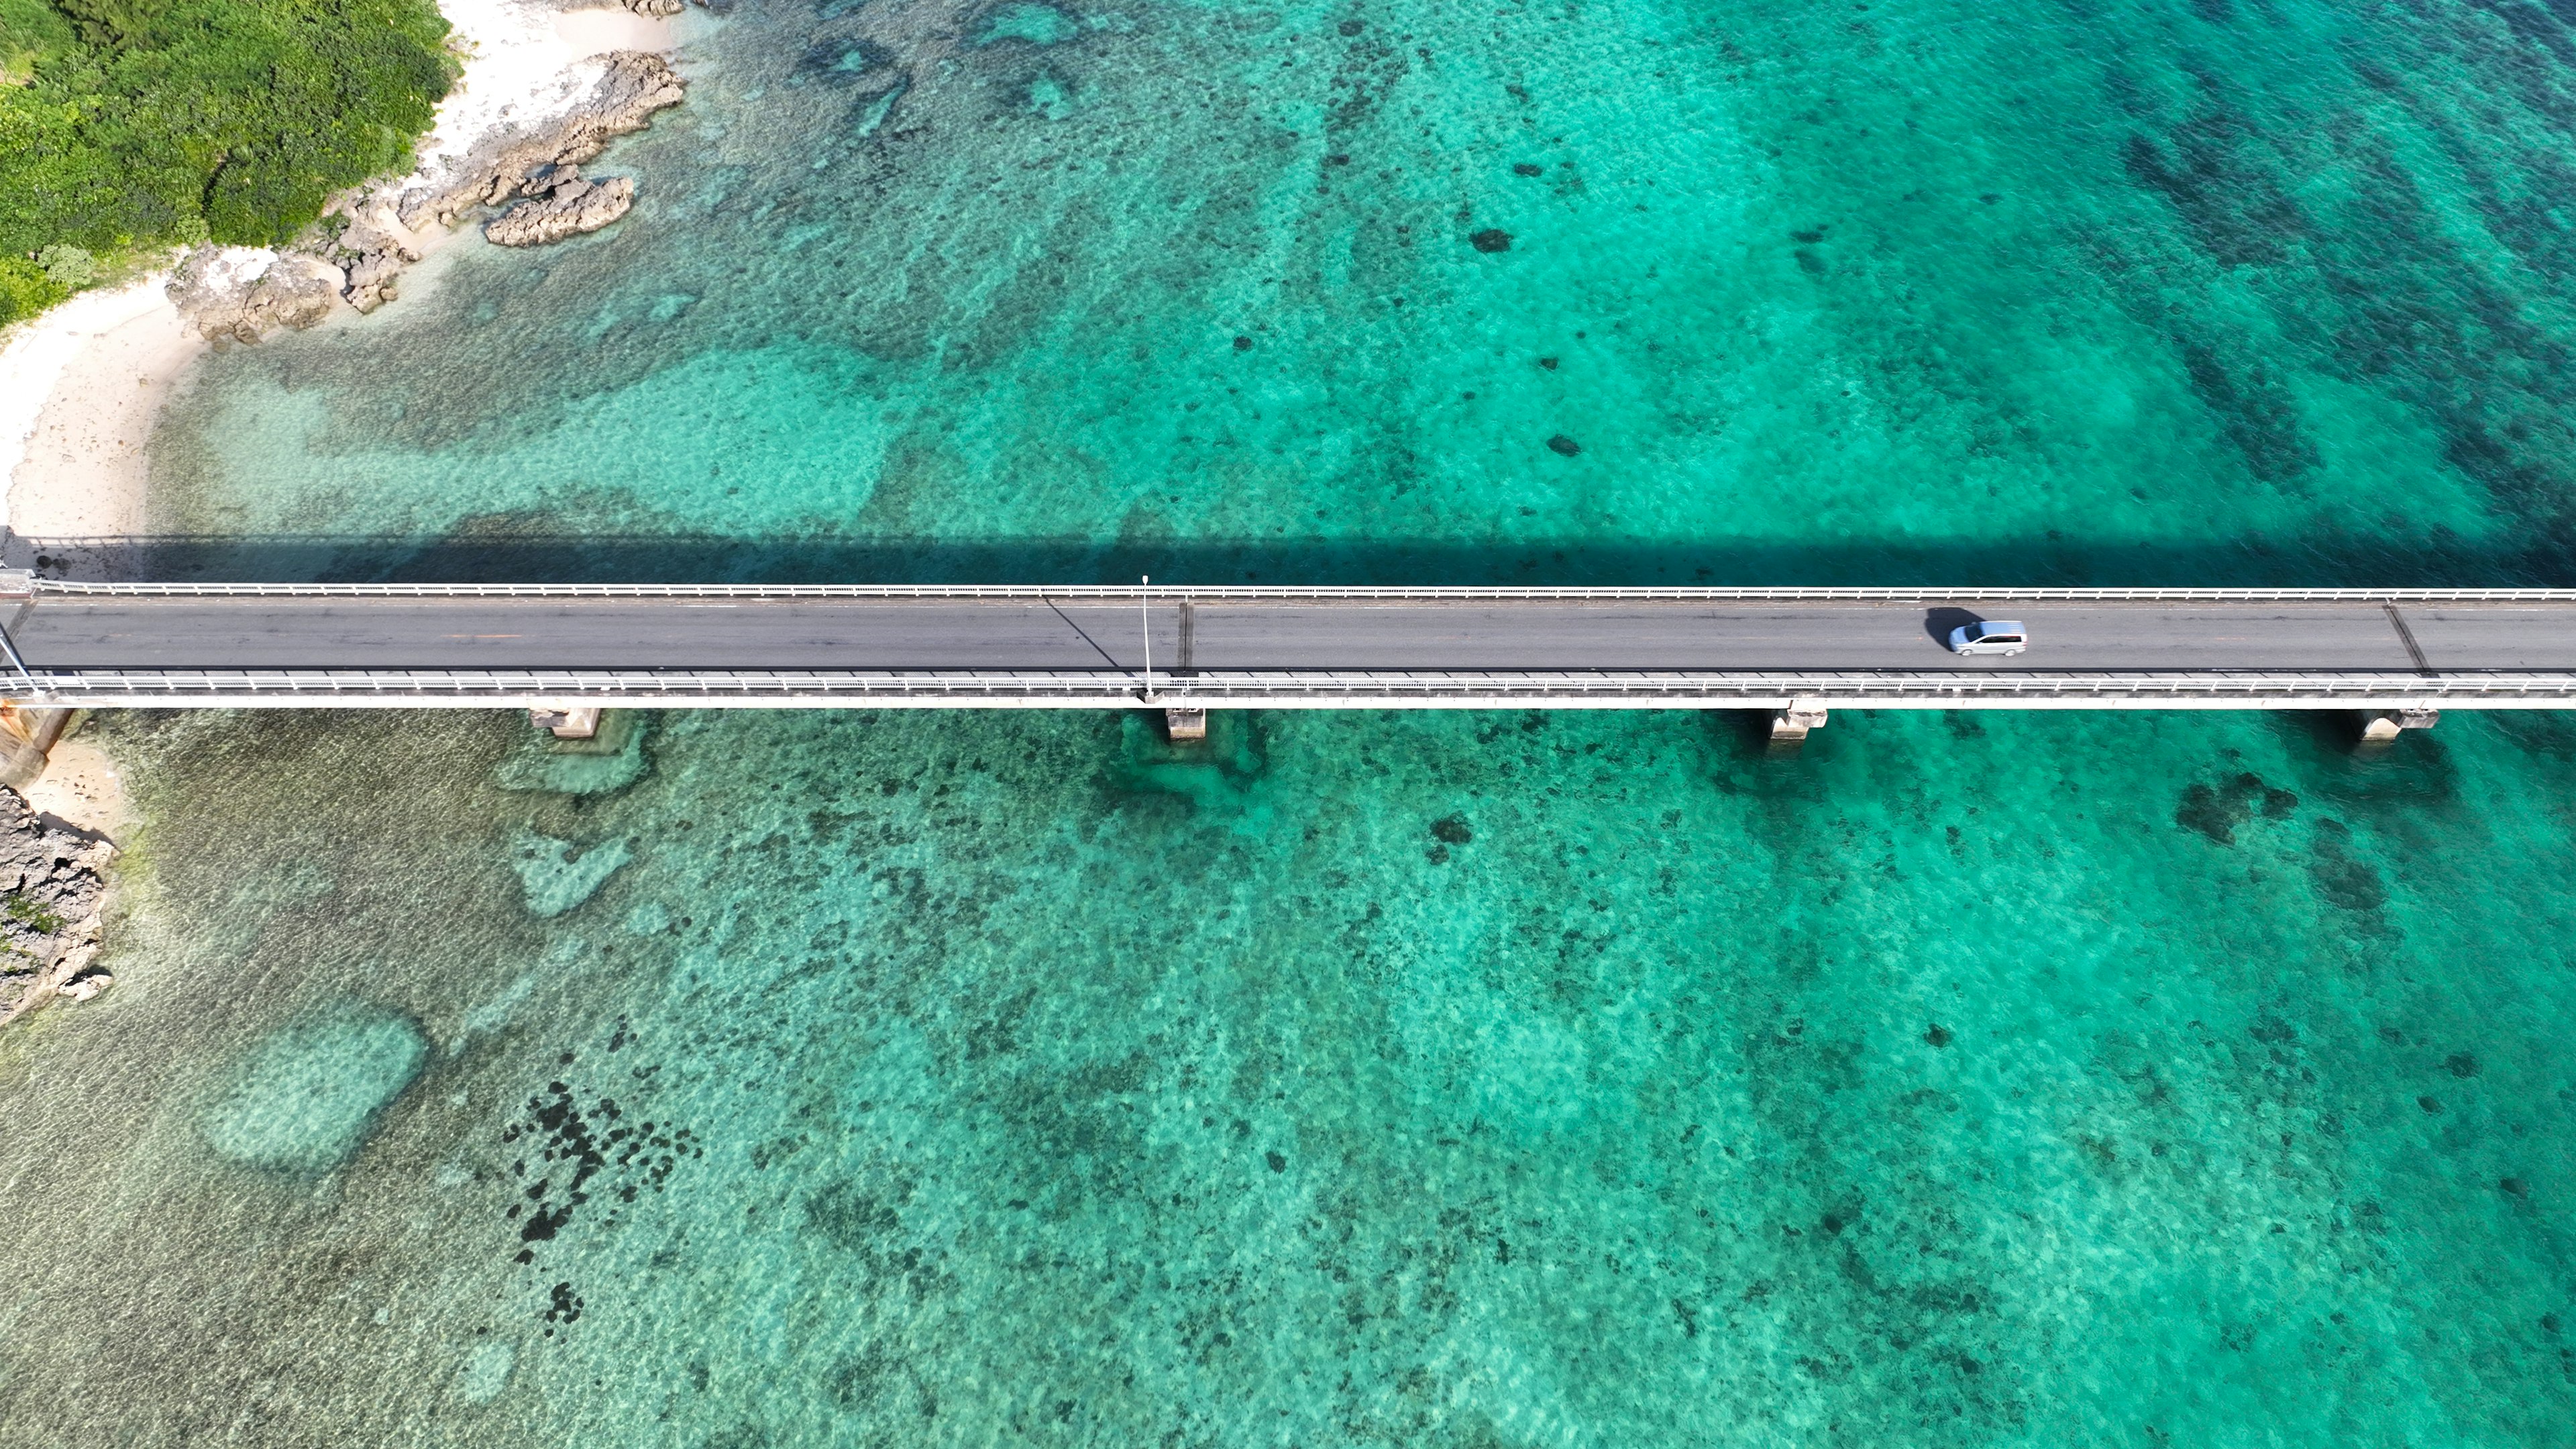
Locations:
5;529;2571;589
1921;606;1987;646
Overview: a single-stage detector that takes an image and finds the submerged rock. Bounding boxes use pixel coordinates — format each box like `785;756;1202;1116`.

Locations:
203;1008;429;1173
511;830;632;918
455;1341;517;1405
0;785;113;1025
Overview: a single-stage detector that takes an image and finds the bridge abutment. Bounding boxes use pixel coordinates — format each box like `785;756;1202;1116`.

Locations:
529;705;602;740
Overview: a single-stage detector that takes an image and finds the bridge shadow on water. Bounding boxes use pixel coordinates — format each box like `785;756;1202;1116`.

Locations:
6;530;2573;589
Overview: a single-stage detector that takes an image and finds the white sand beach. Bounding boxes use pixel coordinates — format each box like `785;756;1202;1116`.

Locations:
0;275;189;547
21;735;131;840
0;0;680;557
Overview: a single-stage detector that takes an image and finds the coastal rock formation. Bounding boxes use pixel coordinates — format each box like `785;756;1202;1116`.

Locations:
0;786;113;1026
484;168;637;248
168;50;686;341
168;249;351;344
397;51;686;233
338;198;424;315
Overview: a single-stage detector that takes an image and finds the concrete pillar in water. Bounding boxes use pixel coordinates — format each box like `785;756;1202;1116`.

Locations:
1770;698;1829;751
2356;706;2438;754
528;705;602;740
1163;706;1208;743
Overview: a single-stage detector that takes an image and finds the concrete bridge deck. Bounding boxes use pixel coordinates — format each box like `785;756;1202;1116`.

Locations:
3;580;2574;711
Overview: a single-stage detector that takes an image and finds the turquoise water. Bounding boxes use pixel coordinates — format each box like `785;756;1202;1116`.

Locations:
1;706;2572;1444
144;0;2576;582
4;0;2576;1442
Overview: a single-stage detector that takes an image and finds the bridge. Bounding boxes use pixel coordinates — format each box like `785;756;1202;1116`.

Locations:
3;576;2573;741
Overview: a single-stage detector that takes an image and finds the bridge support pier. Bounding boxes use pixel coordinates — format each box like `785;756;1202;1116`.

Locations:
529;705;602;740
1163;706;1208;743
0;705;73;789
2357;706;2438;754
1770;698;1829;751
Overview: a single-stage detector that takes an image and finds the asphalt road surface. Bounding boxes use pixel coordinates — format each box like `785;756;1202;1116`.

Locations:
10;595;2575;676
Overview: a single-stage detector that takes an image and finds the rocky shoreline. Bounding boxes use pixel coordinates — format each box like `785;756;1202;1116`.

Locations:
170;49;687;345
0;785;113;1027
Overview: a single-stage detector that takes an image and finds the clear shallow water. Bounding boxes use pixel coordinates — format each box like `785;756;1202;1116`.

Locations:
5;0;2576;1443
140;0;2576;582
1;707;2572;1445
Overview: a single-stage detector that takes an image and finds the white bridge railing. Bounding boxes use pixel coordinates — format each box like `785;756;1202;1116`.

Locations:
17;667;2576;707
23;581;2576;604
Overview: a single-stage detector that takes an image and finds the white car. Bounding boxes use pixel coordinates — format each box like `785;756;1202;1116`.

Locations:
1948;620;2028;656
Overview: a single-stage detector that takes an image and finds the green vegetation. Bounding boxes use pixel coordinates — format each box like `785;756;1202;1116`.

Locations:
0;0;455;325
1;892;64;935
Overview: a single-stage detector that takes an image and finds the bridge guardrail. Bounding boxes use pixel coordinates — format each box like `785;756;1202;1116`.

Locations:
21;581;2576;604
13;667;2576;705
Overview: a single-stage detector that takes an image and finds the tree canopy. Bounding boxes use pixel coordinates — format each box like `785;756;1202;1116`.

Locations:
0;0;453;322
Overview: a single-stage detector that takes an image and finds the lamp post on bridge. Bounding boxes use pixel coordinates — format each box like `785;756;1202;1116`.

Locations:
1141;574;1208;741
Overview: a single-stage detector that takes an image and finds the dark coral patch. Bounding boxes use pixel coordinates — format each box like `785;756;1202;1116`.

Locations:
543;1281;584;1325
2310;820;2387;912
500;1080;698;1260
2176;772;2297;845
800;39;894;85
